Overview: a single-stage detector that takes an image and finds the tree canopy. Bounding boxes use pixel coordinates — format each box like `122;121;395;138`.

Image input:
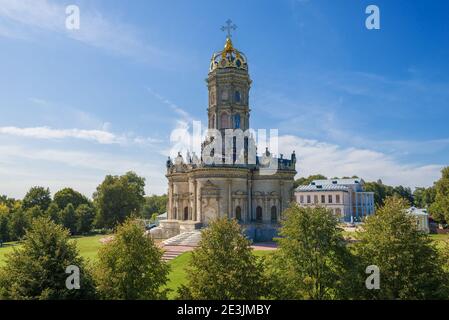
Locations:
353;196;448;299
178;218;265;300
94;218;169;299
22;186;51;211
93;172;146;229
0;217;96;300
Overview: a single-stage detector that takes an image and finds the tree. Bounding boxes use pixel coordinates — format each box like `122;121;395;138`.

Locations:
8;208;30;241
45;202;61;225
177;218;265;300
76;204;95;234
94;172;146;229
353;196;448;299
141;194;167;219
94;218;169;299
293;174;327;189
61;204;78;235
0;205;10;243
413;187;436;209
429;167;449;223
26;206;44;220
54;188;90;211
22;186;51;211
0;217;96;300
265;204;353;300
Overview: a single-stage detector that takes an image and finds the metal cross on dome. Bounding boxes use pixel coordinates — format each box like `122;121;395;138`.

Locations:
221;19;237;38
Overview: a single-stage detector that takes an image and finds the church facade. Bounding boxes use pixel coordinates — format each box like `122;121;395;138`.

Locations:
156;31;297;241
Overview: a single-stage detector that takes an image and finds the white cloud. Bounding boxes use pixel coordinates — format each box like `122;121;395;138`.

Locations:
0;144;167;198
278;135;444;188
0;126;162;146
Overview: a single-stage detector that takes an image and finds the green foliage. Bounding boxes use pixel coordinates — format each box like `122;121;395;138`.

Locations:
429;167;449;223
365;181;414;207
293;174;327;189
8;208;30;241
0;217;96;300
177;218;265;300
141;194;167;219
353;196;448;299
26;206;44;220
61;204;77;235
413;187;436;209
76;204;96;235
0;208;10;243
54;188;90;211
265;204;353;300
45;202;61;225
22;186;52;211
94;218;169;299
94;172;146;229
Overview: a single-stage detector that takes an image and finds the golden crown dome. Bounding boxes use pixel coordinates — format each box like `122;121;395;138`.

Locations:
209;37;248;73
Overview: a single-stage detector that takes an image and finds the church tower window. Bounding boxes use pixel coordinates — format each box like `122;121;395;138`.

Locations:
235;91;241;103
234;114;241;129
221;112;230;128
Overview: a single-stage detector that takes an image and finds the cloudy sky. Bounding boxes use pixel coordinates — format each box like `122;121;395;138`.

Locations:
0;0;448;198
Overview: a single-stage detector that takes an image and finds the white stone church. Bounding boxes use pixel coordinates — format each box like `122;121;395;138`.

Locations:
153;26;297;241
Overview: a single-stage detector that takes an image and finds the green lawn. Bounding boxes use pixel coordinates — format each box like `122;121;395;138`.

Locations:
0;234;107;267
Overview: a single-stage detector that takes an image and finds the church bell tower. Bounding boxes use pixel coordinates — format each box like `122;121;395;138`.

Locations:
207;20;252;134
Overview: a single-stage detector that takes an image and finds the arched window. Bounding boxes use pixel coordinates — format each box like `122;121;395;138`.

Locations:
220;113;230;128
336;208;342;217
271;206;277;222
184;207;189;221
235;206;242;222
234;114;241;129
235;91;241;103
256;206;263;222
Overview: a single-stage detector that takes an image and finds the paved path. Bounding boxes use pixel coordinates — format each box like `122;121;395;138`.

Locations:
160;230;278;261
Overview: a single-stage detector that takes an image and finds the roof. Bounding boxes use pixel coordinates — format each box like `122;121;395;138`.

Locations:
406;207;429;216
296;184;349;192
312;178;364;186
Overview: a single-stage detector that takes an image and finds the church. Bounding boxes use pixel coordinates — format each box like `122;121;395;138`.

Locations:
155;22;297;242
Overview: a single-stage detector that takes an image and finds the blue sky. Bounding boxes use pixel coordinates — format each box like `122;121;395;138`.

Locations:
0;0;448;198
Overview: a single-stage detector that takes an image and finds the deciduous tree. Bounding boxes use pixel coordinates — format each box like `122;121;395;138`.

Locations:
0;217;96;300
94;218;169;299
177;218;265;300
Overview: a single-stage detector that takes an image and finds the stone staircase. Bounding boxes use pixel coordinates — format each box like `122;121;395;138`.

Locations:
161;230;202;262
162;230;202;247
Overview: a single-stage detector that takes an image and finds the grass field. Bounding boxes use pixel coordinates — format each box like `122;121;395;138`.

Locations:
0;234;107;267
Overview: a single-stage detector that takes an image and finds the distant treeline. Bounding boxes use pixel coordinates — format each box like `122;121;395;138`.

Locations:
0;171;167;243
